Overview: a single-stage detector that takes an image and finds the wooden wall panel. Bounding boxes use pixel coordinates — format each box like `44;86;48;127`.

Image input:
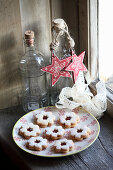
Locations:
78;0;89;68
0;0;23;109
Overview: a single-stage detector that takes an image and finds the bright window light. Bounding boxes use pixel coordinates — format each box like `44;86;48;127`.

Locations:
99;0;113;90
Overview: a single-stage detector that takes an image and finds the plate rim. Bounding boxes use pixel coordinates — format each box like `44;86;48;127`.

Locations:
12;106;100;158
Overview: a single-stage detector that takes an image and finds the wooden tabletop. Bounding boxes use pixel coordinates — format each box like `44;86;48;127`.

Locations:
0;105;113;170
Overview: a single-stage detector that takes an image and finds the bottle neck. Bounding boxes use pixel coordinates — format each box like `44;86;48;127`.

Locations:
24;38;36;52
25;45;36;53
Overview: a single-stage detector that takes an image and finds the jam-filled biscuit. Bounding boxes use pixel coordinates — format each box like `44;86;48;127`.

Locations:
34;111;55;128
59;112;80;128
26;136;48;151
53;139;74;153
45;125;65;140
70;125;91;141
19;123;41;139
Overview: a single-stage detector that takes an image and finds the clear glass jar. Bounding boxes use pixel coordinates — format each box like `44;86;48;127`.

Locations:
20;30;48;112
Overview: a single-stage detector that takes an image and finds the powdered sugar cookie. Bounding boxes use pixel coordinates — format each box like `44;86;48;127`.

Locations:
59;112;80;128
26;136;48;151
70;125;91;141
45;125;65;140
53;139;74;153
34;111;55;128
19;123;41;139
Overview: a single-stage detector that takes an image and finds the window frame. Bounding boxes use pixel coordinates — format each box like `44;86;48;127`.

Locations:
79;0;113;117
79;0;98;80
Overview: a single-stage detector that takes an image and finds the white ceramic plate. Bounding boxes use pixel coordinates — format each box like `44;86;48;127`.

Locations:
12;106;100;157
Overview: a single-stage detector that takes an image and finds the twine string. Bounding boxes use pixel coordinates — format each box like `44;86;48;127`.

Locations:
50;19;75;51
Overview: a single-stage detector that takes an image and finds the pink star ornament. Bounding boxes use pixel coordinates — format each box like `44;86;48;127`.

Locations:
66;51;87;83
41;53;72;86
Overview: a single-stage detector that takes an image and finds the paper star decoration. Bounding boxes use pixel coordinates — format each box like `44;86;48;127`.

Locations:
41;53;72;86
66;51;87;82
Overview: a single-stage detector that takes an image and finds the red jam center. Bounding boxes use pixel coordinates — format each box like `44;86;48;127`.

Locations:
61;142;66;146
43;115;48;120
27;128;33;132
77;129;83;133
35;140;40;143
66;116;71;120
53;129;58;133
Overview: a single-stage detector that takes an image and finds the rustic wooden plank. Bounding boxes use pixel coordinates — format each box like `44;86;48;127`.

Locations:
98;113;113;158
0;0;23;109
106;98;113;118
76;139;113;169
50;0;79;54
78;0;89;68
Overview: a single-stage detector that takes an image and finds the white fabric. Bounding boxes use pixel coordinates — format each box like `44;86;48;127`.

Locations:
56;72;107;119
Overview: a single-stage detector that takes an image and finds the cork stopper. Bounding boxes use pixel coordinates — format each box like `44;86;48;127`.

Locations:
52;19;65;30
24;30;34;46
24;30;34;39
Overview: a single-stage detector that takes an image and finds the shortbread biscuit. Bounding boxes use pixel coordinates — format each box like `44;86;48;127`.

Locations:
19;123;41;139
59;112;80;128
70;125;91;141
45;125;65;140
34;111;55;128
26;136;48;151
53;139;74;153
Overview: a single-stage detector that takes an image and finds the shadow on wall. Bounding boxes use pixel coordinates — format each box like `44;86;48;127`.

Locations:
0;32;18;88
0;31;22;107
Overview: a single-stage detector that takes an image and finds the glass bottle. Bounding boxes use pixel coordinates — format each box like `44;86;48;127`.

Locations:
20;30;48;112
50;36;73;106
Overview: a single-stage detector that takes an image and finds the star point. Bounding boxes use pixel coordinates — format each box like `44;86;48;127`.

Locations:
66;51;87;82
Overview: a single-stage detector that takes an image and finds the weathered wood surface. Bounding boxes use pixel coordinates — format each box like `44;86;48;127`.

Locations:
78;0;89;68
0;105;113;170
0;0;79;109
0;0;23;109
